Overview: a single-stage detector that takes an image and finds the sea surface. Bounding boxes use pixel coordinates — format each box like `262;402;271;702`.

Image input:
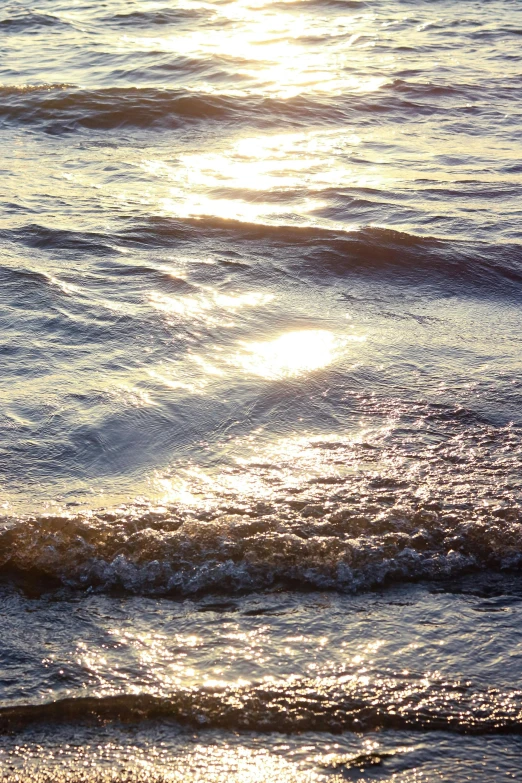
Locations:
1;0;522;779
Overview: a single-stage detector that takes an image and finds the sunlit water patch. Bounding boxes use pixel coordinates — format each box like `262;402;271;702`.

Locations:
1;0;522;780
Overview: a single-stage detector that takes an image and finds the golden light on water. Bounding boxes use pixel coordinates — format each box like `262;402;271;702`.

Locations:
3;0;521;776
150;289;274;323
142;308;364;396
131;0;387;229
145;327;344;397
144;128;384;227
160;193;325;224
125;1;382;100
237;329;336;380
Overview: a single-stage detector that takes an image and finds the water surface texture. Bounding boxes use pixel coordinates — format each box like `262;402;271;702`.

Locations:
1;0;522;779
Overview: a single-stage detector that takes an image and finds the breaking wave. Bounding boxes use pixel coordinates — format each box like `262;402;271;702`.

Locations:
1;384;521;596
1;494;521;596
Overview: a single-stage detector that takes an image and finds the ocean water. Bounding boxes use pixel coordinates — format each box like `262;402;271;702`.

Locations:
1;0;522;779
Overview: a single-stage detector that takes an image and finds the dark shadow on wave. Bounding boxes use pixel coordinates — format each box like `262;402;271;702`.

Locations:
1;675;522;735
123;217;522;297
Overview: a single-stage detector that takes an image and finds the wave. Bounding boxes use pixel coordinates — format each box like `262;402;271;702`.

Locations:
0;85;241;132
1;488;521;596
157;219;522;292
3;221;521;295
0;84;356;131
0;223;118;256
387;77;521;101
104;7;217;26
0;11;70;31
0;82;506;133
1;394;519;596
270;0;369;9
1;674;522;735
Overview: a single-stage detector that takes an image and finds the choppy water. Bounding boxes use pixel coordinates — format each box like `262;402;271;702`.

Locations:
1;0;522;779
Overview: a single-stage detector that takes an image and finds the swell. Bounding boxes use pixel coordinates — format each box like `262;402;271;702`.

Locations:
103;7;217;26
0;224;119;256
0;83;511;132
171;220;522;292
1;675;522;735
4;221;521;296
0;11;71;31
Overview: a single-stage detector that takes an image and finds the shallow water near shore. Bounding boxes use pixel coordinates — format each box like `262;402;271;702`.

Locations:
2;578;522;780
1;0;522;779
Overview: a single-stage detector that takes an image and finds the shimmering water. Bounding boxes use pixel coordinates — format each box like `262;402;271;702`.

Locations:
1;0;522;779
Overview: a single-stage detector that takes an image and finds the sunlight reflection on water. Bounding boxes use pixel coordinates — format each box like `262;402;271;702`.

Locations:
236;329;336;380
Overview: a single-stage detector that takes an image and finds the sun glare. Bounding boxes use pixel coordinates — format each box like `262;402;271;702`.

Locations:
237;329;336;379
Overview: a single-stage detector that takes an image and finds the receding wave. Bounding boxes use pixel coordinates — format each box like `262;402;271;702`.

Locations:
2;674;522;735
